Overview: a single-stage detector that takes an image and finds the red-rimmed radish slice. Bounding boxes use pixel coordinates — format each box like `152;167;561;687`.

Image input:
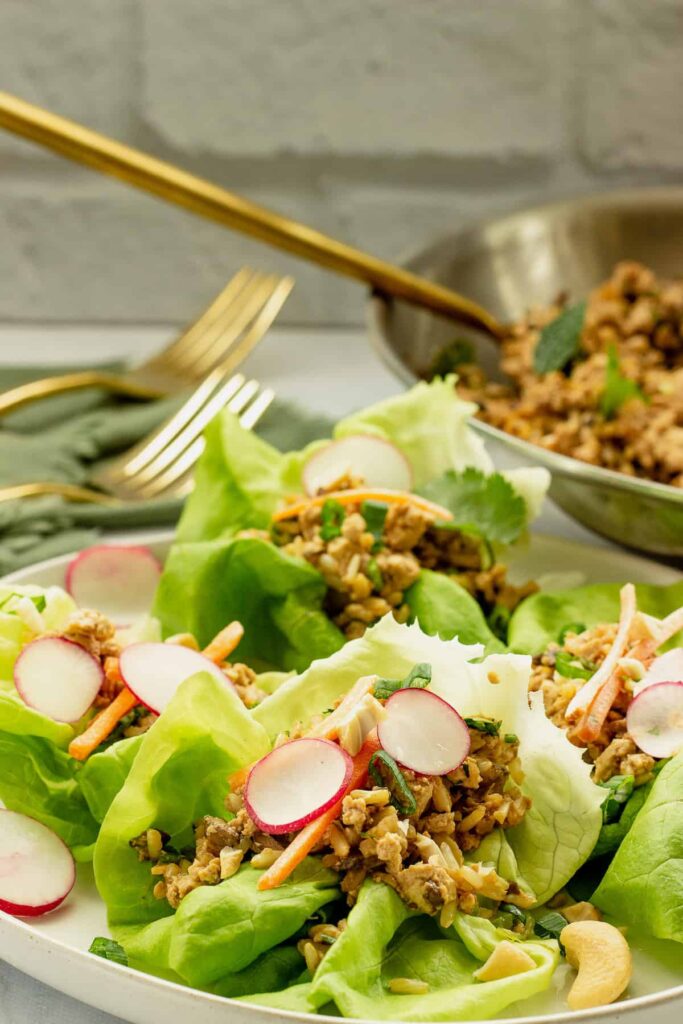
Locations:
66;545;162;626
244;738;353;835
14;637;103;723
627;681;683;758
0;810;75;917
119;642;233;715
638;648;683;690
378;688;470;776
302;435;413;496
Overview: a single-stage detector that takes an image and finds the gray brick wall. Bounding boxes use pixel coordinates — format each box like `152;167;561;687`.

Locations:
0;0;680;328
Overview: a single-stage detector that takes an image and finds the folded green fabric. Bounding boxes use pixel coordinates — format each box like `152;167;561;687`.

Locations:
0;363;332;575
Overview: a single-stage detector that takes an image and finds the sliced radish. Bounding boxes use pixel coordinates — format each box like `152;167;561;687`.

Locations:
638;648;683;691
0;810;75;917
378;688;470;776
627;681;683;759
119;641;233;715
302;435;413;496
14;637;104;723
244;738;353;834
66;545;162;626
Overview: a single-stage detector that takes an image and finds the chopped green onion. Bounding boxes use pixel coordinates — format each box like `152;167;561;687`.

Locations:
368;750;417;816
320;499;346;541
366;557;384;591
534;911;567;950
558;622;586;645
361;500;389;552
88;937;128;966
464;716;501;736
503;733;519;745
554;651;598;681
599;774;635;824
373;663;432;701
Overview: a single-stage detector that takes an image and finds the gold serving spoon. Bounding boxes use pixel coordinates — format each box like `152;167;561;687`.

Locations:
0;91;503;339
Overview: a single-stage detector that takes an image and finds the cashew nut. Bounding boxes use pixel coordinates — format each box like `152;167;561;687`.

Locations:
474;940;536;982
563;901;602;923
560;920;632;1010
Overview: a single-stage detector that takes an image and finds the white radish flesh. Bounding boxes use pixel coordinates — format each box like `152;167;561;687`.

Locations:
627;681;683;759
302;435;413;496
637;648;683;692
244;738;353;834
14;637;103;723
0;810;75;917
66;545;162;626
378;688;470;776
119;641;232;715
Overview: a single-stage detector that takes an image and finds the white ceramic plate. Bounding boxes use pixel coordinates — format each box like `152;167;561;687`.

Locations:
0;531;682;1024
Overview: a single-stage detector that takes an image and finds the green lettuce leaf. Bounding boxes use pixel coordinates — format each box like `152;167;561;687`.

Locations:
78;735;144;823
0;732;98;847
254;616;602;903
403;570;503;651
0;584;76;681
508;580;683;654
594;753;683;943
210;945;305;999
310;881;558;1021
154;538;344;670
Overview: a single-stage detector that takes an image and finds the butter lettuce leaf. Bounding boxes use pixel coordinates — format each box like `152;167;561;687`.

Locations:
404;571;503;652
594;753;683;944
311;881;558;1021
508;580;683;654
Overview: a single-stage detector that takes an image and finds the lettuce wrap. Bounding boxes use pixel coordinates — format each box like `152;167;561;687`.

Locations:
154;380;548;668
93;617;602;1017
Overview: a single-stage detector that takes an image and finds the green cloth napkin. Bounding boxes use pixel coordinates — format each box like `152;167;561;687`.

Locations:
0;363;332;575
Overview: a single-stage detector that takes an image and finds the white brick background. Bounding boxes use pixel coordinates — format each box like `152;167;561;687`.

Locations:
0;0;681;329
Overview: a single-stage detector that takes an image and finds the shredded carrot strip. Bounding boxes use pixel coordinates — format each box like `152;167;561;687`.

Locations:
257;730;382;892
574;670;624;744
228;674;377;792
271;488;453;524
202;621;244;665
68;686;138;762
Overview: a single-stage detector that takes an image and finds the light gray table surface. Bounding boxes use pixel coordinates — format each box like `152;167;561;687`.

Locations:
0;323;615;1024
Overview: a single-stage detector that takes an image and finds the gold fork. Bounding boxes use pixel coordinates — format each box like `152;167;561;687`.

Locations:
0;268;292;417
0;372;275;507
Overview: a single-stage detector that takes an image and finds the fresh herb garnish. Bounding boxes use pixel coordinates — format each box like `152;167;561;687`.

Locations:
360;500;388;552
368;750;417;816
488;604;511;642
366;557;384;591
320;499;345;541
464;716;501;736
88;937;128;966
600;344;648;419
533;301;586;375
534;911;567;951
430;338;475;378
497;902;531;933
418;468;527;546
599;774;635;824
558;622;586;645
373;663;432;701
554;650;598;681
504;733;519;745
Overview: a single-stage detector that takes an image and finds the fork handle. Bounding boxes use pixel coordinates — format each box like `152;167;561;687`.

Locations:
0;370;164;417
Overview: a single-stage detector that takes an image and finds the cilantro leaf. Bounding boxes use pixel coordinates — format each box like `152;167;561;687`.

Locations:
600;344;647;419
418;468;527;545
88;937;128;966
533;301;586;375
430;338;475;378
320;499;345;541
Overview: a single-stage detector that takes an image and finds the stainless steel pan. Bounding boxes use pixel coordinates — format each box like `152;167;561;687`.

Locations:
369;187;683;558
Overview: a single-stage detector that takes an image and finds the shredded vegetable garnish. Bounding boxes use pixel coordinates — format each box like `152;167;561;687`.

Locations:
464;716;501;736
373;662;432;701
368;749;417;816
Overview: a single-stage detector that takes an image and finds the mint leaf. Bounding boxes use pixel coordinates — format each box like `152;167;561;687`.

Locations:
600;344;647;419
418;468;527;545
373;662;432;700
88;937;128;966
533;301;586;375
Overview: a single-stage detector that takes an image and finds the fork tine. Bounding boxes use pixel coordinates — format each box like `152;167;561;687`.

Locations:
143;267;255;371
125;371;253;487
137;385;276;501
170;273;283;377
131;380;265;500
110;371;244;482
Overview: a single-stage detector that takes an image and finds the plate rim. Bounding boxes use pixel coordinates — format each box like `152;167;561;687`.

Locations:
1;529;681;1024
